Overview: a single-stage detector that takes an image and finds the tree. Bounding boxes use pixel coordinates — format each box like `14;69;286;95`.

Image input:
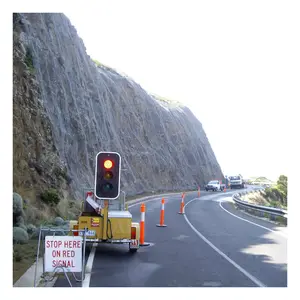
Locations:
277;175;287;203
277;175;287;189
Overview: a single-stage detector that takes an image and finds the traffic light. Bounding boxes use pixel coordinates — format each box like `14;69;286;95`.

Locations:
94;151;121;199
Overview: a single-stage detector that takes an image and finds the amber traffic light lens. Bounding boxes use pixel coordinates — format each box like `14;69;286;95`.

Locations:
104;171;113;180
104;159;113;169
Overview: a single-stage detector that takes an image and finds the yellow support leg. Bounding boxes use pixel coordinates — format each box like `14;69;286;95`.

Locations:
102;201;108;240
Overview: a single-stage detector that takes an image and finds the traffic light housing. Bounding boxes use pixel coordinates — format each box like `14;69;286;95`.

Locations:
94;151;121;199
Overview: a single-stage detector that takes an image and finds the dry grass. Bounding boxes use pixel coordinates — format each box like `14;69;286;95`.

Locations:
13;239;39;284
243;191;286;209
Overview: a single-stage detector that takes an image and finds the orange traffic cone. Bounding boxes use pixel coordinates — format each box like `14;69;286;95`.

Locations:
140;203;150;247
156;198;167;227
178;193;185;214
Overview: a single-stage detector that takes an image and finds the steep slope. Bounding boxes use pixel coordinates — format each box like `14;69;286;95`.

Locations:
13;13;223;204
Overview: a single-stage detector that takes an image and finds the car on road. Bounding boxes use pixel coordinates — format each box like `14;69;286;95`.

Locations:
205;180;224;192
228;175;245;189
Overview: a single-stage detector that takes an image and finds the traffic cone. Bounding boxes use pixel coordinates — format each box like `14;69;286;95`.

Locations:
224;186;227;192
198;187;200;197
140;203;150;247
156;198;167;227
178;193;185;214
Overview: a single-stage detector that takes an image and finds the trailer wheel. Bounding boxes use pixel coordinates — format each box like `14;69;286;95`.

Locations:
129;248;138;253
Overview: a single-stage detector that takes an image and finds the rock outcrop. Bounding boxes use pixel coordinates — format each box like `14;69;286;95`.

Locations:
13;13;223;205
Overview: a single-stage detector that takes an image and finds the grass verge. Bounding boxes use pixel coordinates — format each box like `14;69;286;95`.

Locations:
242;191;287;210
13;239;39;284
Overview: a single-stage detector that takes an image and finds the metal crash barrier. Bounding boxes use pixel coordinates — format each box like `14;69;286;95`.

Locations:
232;191;288;221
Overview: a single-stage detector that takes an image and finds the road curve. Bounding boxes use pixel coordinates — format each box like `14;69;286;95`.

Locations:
54;189;287;287
184;193;287;287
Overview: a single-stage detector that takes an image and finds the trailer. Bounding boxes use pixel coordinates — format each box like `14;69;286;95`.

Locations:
69;152;141;253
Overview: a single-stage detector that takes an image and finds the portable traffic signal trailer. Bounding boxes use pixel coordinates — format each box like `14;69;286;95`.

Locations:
71;152;140;253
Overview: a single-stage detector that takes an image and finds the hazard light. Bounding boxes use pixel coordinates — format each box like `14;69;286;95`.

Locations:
131;227;136;239
73;224;79;236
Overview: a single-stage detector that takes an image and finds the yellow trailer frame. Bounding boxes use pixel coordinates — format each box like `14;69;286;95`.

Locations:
70;202;140;253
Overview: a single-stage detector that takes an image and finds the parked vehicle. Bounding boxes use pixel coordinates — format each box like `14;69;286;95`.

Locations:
205;180;224;191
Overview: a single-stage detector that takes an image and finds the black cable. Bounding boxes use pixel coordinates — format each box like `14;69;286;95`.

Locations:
106;218;113;239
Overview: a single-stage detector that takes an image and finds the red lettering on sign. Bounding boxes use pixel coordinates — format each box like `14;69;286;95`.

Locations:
63;240;81;248
47;240;62;248
52;260;75;268
52;250;61;257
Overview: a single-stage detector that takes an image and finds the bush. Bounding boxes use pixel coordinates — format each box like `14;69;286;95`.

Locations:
27;224;36;234
53;217;64;226
40;189;60;206
13;249;23;262
13;193;23;216
16;215;25;226
24;47;34;74
264;182;287;207
13;227;29;244
18;224;27;232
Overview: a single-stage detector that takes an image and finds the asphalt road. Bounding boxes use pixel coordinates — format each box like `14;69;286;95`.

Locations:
54;187;287;287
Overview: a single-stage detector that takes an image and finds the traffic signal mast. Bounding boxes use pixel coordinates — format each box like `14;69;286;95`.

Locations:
95;152;121;199
71;151;141;253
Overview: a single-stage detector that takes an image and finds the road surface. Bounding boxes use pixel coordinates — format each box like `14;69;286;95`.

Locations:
54;187;287;287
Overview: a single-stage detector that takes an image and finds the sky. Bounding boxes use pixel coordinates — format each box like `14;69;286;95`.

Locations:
60;0;295;181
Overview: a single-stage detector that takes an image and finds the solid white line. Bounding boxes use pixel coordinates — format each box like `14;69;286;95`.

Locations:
219;201;287;239
128;196;179;209
82;196;169;287
183;198;267;287
82;242;98;287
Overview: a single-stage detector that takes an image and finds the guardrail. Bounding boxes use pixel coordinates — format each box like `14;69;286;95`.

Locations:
232;189;288;221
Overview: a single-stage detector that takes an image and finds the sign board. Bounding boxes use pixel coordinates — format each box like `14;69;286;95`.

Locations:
44;236;83;272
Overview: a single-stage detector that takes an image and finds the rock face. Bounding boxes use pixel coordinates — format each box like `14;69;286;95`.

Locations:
13;13;223;201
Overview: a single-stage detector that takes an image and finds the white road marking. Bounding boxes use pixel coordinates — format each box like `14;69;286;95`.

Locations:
219;201;287;239
183;198;267;287
128;196;179;209
82;242;98;287
82;196;176;287
82;192;206;287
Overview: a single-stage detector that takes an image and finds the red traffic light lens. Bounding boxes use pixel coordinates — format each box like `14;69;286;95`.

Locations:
104;159;113;169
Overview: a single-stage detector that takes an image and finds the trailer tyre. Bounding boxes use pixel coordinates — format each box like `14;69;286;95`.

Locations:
129;248;138;253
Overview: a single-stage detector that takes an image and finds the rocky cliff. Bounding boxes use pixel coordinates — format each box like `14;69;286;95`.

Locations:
13;13;223;214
